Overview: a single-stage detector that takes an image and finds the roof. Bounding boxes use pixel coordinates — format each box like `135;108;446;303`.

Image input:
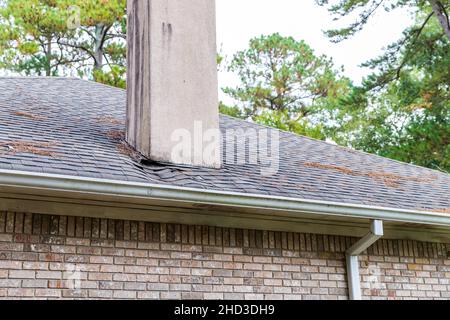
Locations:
0;77;449;213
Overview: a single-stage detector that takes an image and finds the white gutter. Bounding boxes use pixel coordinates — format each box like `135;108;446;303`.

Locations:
0;169;449;227
346;220;384;300
0;169;448;301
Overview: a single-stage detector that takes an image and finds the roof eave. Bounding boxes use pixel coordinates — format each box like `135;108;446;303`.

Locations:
0;169;448;228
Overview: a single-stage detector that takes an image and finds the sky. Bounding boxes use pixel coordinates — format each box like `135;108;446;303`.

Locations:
0;0;414;91
216;0;414;101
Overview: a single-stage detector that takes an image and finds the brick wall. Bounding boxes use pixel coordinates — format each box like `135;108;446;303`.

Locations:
0;212;449;300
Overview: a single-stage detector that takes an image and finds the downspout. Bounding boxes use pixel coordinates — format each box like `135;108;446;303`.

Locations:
346;220;384;300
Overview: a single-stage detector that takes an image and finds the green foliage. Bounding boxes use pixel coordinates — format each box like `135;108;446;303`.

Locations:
318;3;450;172
222;33;351;140
93;65;126;88
315;0;449;42
219;102;246;119
0;0;126;86
256;109;326;140
0;0;70;75
337;76;450;172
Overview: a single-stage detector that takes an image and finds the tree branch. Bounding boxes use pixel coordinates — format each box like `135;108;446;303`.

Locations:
395;11;435;79
369;11;435;89
428;0;450;40
57;40;95;61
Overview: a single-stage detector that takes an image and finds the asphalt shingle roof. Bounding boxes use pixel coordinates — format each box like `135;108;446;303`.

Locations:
0;77;449;212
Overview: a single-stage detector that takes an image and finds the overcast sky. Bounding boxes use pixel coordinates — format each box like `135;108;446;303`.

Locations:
0;0;414;93
216;0;413;100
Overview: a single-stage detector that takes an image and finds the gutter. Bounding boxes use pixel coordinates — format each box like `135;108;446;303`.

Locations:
0;169;448;301
0;169;449;227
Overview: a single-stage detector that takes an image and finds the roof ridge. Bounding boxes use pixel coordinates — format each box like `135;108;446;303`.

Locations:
76;77;126;90
0;76;81;80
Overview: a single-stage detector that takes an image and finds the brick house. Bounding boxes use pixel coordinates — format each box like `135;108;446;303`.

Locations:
0;0;450;300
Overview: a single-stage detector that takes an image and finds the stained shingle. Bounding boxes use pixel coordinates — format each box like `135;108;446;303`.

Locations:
0;77;449;213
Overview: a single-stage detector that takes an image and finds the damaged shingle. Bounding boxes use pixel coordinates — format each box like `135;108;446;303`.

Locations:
0;140;60;157
303;162;437;188
96;116;124;125
12;111;47;121
0;77;448;213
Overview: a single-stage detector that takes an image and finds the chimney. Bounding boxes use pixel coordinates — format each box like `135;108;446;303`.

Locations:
126;0;221;168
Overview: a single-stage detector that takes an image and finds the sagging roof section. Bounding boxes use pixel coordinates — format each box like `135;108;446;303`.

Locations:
0;77;449;213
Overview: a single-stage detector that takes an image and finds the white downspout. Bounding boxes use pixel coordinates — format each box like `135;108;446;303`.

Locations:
346;220;384;300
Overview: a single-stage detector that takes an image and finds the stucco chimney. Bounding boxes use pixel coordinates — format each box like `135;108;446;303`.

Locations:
126;0;221;168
